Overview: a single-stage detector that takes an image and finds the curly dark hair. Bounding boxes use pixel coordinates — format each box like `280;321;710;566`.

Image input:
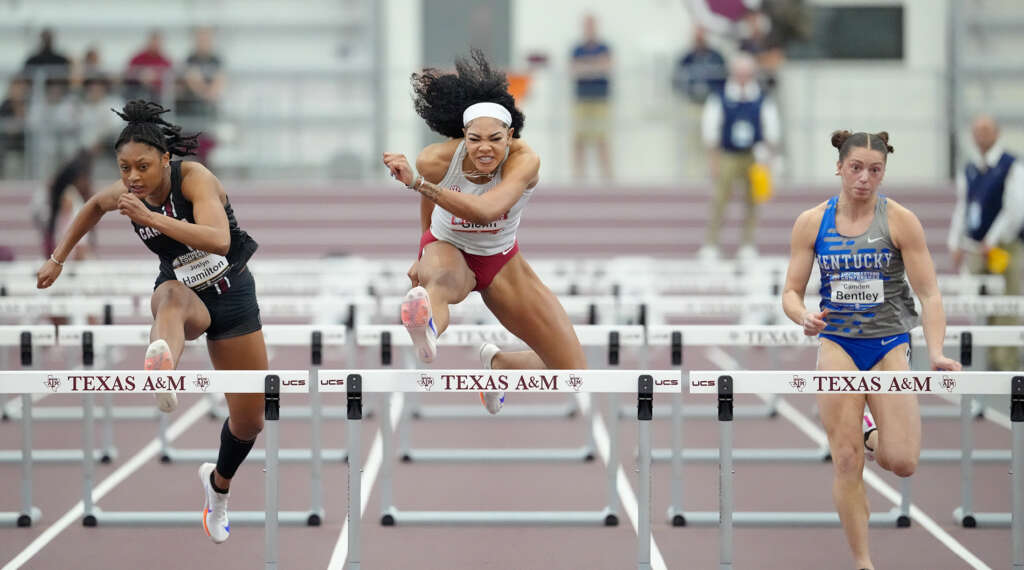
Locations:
411;49;524;139
112;100;199;157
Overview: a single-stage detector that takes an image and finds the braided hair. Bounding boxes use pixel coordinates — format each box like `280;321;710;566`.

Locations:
411;49;524;139
113;100;199;156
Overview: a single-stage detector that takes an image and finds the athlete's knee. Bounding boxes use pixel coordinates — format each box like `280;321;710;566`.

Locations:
830;443;865;478
152;281;194;314
878;452;917;477
228;416;263;441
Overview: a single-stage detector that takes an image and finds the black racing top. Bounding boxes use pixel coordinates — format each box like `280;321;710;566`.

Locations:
130;161;257;290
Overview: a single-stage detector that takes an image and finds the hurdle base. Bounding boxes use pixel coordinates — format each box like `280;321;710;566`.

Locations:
919;449;1010;462
0;507;41;528
0;448;118;464
666;507;686;527
398;446;595;463
953;507;1010;528
410;402;579;420
618;403;776;420
670;508;908;527
83;507;319;526
159;447;347;464
379;506;618;526
652;447;830;463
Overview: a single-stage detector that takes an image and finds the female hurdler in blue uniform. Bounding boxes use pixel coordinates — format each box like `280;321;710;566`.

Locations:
37;100;265;545
781;131;961;570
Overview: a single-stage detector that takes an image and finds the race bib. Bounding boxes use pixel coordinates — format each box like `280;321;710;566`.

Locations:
730;120;756;149
172;249;230;290
831;278;884;309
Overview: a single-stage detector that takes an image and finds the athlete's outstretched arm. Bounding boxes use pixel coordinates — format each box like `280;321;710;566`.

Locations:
782;208;828;335
118;164;231;255
890;203;961;371
387;146;539;226
37;181;122;288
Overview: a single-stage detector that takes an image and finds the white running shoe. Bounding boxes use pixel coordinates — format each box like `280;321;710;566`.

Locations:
401;286;437;363
478;343;504;415
144;339;177;413
199;462;230;544
697;245;719;264
862;412;877;462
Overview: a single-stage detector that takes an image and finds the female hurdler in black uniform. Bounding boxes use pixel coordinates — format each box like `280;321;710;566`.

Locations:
36;100;265;544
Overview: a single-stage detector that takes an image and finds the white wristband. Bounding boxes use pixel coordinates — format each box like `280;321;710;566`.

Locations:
49;255;64;266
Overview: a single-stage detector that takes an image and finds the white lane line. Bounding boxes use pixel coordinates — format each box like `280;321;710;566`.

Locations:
706;347;992;570
2;398;212;570
583;393;668;570
326;392;400;570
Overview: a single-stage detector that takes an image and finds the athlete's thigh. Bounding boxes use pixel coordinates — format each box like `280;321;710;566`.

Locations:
816;337;866;446
417;240;475;301
151;280;211;340
208;330;269;419
867;343;920;456
480;254;585;368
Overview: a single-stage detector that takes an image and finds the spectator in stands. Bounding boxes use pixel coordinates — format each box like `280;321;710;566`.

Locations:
40;74;123;257
22;28;72;96
124;30;173;102
177;27;226;164
699;53;780;262
0;77;30;178
570;13;613;181
672;26;726;177
948;115;1024;370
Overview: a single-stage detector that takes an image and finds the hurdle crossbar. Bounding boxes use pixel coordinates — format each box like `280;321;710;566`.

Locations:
688;370;1023;569
326;369;675;570
0;370;308;570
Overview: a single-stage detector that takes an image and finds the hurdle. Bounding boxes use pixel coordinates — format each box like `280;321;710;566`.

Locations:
54;324;351;526
325;369;675;570
0;326;53;527
357;324;642;461
0;370;307;569
688;370;1022;569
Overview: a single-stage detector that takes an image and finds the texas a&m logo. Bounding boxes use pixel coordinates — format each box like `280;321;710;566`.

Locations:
44;375;61;392
193;375;210;392
418;374;434;391
567;374;583;392
941;375;956;393
790;375;807;392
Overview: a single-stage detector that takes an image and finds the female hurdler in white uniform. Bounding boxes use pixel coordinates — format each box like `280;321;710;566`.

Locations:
382;50;586;414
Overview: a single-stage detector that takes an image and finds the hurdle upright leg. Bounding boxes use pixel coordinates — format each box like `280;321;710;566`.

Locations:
718;376;734;570
1012;376;1022;568
264;375;280;570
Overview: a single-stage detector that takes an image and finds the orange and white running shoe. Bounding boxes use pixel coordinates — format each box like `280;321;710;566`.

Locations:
199;462;230;544
401;286;437;363
144;339;177;413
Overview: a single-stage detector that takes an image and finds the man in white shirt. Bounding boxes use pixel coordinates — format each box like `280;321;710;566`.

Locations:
699;53;781;262
948;115;1024;370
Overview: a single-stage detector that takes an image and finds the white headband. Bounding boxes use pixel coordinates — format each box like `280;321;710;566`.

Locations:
462;102;512;127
